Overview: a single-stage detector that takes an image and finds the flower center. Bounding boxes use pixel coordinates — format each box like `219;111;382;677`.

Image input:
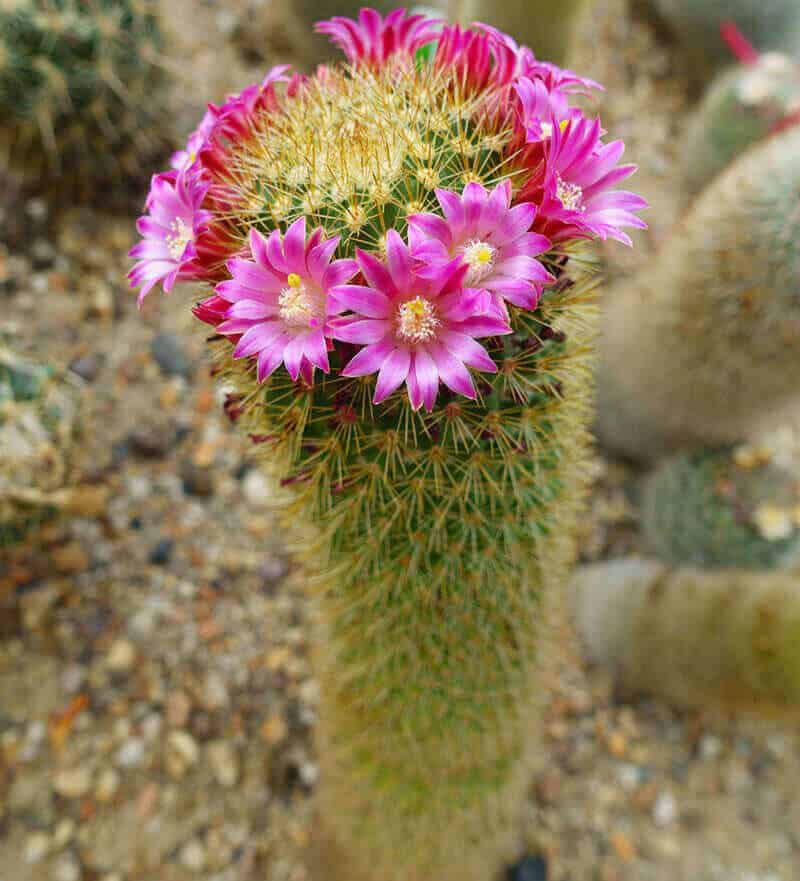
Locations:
539;121;553;139
279;273;323;327
460;240;497;286
556;176;584;212
165;217;193;261
397;296;439;344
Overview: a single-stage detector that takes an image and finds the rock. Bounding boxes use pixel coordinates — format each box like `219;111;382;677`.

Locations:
69;354;103;382
51;542;91;575
95;767;121;802
653;791;678;827
166;690;192;727
53;767;92;799
52;852;82;881
53;818;76;848
151;333;193;377
179;838;207;872
242;470;273;508
181;461;215;497
24;832;51;864
149;539;175;566
165;730;199;779
115;738;145;769
106;639;136;673
129;426;174;459
202;671;229;710
207;740;239;787
31;238;56;269
507;855;548;881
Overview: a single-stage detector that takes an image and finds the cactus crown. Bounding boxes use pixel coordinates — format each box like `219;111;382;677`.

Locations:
642;447;800;570
0;0;165;183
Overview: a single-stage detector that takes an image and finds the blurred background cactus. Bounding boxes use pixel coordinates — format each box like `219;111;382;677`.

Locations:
641;447;800;570
571;559;800;714
596;122;800;463
0;0;168;192
0;343;83;547
681;51;800;200
650;0;800;86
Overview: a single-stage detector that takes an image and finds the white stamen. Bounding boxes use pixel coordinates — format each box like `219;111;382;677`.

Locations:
165;217;193;261
556;176;584;212
279;273;323;327
397;297;440;344
460;240;497;286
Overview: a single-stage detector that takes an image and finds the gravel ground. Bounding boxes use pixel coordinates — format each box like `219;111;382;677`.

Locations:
1;2;799;880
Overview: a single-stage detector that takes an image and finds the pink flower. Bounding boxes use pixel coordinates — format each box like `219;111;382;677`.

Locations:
408;181;553;312
525;116;648;245
170;105;219;173
329;231;511;411
316;8;441;67
214;219;358;384
514;76;580;143
128;169;213;304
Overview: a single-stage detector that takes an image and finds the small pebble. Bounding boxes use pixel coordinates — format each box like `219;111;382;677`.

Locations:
507;855;548;881
24;832;51;864
151;333;193;377
106;639;136;673
52;852;82;881
53;818;76;849
242;470;273;508
116;738;146;769
653;791;678;827
149;539;175;566
166;730;199;779
69;354;103;382
179;838;207;872
95;767;121;802
53;767;92;799
207;740;239;787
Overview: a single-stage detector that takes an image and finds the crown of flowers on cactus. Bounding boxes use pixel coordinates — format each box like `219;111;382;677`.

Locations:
129;8;646;413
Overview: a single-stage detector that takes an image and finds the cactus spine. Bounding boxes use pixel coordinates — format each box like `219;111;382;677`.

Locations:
642;447;800;570
0;0;167;189
596;123;800;463
130;12;645;879
682;53;800;199
652;0;800;85
571;559;800;714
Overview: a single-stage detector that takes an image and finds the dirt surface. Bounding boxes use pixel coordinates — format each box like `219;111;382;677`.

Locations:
1;3;798;881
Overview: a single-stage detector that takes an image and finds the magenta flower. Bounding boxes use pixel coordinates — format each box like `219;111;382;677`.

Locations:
329;231;511;411
316;8;441;67
514;76;583;143
170;105;219;173
527;116;648;245
408;181;553;312
128;169;213;305
214;219;358;385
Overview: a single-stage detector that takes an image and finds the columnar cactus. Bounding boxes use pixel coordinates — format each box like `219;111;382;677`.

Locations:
642;447;800;570
129;11;645;881
682;50;800;199
652;0;800;85
0;345;81;547
0;0;166;189
596;122;800;463
571;559;800;713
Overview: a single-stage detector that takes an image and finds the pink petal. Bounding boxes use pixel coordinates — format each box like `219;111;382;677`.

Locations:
373;346;411;404
329;284;391;318
428;342;476;399
341;335;396;377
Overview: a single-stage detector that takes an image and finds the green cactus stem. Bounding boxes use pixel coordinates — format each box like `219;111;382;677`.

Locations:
571;558;800;714
682;53;800;199
596;123;800;463
0;0;168;191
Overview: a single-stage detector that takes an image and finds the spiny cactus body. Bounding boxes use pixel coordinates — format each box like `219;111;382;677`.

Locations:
642;447;800;570
0;0;167;189
130;11;644;881
597;123;800;463
0;346;81;547
682;52;800;199
462;0;592;66
652;0;800;85
571;558;800;714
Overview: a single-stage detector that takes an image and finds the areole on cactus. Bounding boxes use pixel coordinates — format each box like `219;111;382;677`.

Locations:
129;10;645;881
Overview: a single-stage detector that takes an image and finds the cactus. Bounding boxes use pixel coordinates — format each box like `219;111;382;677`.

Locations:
571;558;800;714
129;11;645;881
461;0;593;66
641;447;800;570
596;122;800;463
0;345;82;547
682;52;800;199
0;0;167;190
651;0;800;85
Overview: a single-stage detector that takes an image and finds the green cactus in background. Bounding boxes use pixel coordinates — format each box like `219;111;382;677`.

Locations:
0;0;167;190
0;345;82;547
641;447;800;570
651;0;800;86
596;122;800;463
461;0;592;65
682;52;800;199
571;558;800;713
